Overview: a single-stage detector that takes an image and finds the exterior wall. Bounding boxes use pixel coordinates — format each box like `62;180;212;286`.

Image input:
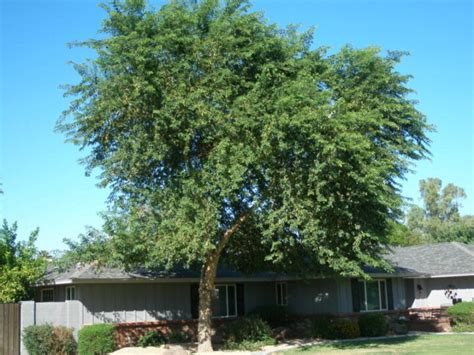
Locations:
411;276;474;308
243;281;275;313
287;279;339;314
392;277;407;309
30;276;413;330
78;283;192;323
336;278;353;313
35;285;66;302
20;301;84;355
405;279;415;308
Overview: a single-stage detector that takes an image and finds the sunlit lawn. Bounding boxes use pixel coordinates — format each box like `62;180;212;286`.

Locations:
283;334;474;354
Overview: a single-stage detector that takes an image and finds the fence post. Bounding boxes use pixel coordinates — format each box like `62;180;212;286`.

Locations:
19;301;35;355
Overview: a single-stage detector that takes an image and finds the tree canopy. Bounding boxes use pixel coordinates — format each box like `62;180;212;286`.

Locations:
58;0;431;349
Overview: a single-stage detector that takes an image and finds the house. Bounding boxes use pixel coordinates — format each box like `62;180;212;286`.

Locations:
33;242;474;324
386;242;474;308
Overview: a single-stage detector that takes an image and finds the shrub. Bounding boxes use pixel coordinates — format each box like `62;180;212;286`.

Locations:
311;315;331;339
223;339;276;351
168;330;189;344
78;323;116;355
326;318;360;339
23;324;76;355
137;330;167;347
223;317;276;349
448;301;474;331
358;313;388;337
249;305;290;327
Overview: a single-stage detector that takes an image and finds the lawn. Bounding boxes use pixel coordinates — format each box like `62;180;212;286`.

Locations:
283;334;474;354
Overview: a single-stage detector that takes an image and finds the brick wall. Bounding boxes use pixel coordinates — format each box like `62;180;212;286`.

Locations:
114;318;233;348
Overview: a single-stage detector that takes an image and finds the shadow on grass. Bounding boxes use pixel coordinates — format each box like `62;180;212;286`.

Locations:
298;335;420;352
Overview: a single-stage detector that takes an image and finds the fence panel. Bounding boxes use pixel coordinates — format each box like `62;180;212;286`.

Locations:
0;303;20;355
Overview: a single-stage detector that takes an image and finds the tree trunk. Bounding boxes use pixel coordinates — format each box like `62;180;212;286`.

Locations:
196;212;250;352
197;257;218;352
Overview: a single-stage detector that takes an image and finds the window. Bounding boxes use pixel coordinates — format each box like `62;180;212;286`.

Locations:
212;285;237;318
358;280;388;311
276;282;288;306
41;288;54;302
66;286;76;301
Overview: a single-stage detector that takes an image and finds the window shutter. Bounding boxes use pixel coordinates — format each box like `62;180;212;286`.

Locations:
190;284;199;319
386;279;394;310
351;279;360;312
236;283;245;316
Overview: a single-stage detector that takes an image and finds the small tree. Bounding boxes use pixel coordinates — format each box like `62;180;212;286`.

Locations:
58;0;430;350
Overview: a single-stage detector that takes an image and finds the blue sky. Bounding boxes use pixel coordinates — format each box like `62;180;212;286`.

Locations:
1;0;472;251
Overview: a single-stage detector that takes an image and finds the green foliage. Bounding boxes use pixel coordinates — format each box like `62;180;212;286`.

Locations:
223;317;275;344
23;324;76;355
385;220;423;247
78;323;116;355
137;330;167;347
311;315;331;338
327;318;360;339
58;0;431;279
405;179;474;244
168;330;190;343
0;220;46;302
358;313;388;337
248;305;290;327
448;302;474;331
54;227;117;270
223;338;276;351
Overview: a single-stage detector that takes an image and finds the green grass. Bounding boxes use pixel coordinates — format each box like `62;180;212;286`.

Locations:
283;334;474;354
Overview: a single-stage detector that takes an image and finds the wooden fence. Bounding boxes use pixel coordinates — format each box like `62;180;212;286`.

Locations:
0;303;20;355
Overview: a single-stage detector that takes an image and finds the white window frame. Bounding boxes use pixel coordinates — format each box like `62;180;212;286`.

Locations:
213;284;237;318
275;282;288;306
41;288;54;302
359;279;388;312
66;286;76;301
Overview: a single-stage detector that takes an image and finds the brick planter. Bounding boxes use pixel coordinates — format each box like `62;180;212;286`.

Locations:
114;318;236;348
407;307;451;332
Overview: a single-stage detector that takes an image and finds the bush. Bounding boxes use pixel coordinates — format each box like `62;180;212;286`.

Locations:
358;313;388;337
448;301;474;331
168;331;189;344
326;318;360;339
223;317;276;349
23;324;76;355
311;315;331;338
223;339;276;351
249;305;290;327
137;330;167;347
78;323;116;355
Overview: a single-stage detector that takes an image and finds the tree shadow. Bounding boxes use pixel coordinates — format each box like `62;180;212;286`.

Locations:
299;335;420;352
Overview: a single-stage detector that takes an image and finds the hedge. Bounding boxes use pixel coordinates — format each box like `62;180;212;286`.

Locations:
23;324;76;355
78;323;116;355
358;313;388;337
448;301;474;332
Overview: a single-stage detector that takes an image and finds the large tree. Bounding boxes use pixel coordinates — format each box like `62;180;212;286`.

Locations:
58;0;430;350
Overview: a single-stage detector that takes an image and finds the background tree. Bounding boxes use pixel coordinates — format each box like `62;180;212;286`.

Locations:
385;220;423;247
58;0;430;350
0;221;46;303
53;227;116;271
405;178;473;243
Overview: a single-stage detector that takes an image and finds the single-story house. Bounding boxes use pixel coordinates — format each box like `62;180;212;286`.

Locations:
33;242;474;324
